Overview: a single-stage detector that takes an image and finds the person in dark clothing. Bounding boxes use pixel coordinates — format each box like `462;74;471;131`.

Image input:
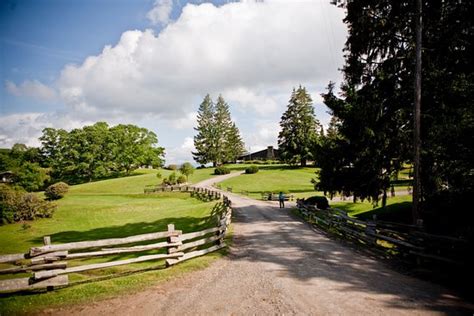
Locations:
279;191;285;208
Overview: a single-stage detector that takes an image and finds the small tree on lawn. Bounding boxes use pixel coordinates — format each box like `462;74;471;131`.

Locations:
179;162;194;183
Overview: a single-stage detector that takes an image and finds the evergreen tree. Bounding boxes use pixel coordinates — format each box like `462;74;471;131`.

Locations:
214;95;233;166
193;94;215;165
278;86;321;167
318;1;473;224
226;122;245;163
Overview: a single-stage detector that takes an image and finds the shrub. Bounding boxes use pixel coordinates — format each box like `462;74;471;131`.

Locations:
304;195;329;210
177;175;187;184
245;165;259;174
45;182;69;200
0;184;56;224
214;166;230;175
166;164;178;171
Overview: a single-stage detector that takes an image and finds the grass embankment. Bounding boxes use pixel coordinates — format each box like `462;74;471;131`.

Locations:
0;168;222;313
219;165;318;199
220;163;412;222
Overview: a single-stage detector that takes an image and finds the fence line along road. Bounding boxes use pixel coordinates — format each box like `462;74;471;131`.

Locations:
0;190;232;294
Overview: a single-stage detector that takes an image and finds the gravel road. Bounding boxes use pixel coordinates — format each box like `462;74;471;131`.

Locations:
46;173;472;315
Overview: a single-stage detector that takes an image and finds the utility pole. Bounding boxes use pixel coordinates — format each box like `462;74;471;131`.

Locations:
413;0;422;224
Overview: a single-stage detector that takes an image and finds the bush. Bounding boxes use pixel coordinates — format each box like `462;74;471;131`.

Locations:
45;182;69;200
177;175;187;184
214;166;230;175
0;184;56;224
162;172;178;186
245;165;259;174
166;164;178;170
304;195;330;210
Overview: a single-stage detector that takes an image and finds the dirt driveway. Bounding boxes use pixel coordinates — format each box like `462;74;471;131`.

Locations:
47;173;472;315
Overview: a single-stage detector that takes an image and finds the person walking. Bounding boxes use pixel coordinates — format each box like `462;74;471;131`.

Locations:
278;191;285;208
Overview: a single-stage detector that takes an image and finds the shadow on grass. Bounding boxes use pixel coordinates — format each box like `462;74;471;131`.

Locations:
30;208;223;245
355;202;413;223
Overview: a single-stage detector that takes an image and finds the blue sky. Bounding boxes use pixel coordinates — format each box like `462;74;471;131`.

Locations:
0;0;347;164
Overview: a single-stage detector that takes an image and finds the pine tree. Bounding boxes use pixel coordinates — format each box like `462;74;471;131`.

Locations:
213;95;233;166
225;122;245;163
192;94;215;165
278;86;321;166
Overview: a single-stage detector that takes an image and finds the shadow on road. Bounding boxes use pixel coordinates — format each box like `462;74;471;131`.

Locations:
227;199;473;315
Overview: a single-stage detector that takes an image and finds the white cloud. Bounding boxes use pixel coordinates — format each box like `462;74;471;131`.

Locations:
5;80;57;101
0;112;92;148
147;0;173;26
3;1;347;162
52;1;345;121
165;136;195;164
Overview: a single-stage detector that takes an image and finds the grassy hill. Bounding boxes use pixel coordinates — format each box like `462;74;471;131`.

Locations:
219;164;319;199
0;168;221;313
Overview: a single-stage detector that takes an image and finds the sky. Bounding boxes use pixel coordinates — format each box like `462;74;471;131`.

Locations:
0;0;347;164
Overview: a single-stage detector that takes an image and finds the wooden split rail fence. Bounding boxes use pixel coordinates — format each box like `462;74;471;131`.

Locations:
0;194;232;294
296;200;470;267
144;185;222;201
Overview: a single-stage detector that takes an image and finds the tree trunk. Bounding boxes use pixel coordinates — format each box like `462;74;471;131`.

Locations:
300;158;307;167
382;189;387;208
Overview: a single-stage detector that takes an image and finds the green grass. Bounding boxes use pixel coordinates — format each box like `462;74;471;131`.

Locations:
219;165;319;199
331;195;413;223
0;169;224;314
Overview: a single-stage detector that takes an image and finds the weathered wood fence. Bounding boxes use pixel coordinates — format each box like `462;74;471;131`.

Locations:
296;200;469;266
0;194;232;294
145;185;222;201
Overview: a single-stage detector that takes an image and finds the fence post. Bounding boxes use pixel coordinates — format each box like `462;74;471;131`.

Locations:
365;221;377;246
167;224;182;254
43;236;51;246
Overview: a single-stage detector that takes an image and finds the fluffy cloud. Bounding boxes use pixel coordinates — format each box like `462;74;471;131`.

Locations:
54;1;345;121
5;80;56;101
4;1;347;163
0;112;92;148
165;136;196;164
147;0;173;26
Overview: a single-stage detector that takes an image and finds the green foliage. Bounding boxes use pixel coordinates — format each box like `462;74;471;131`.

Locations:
318;0;473;224
177;175;187;184
167;164;178;170
0;184;56;224
45;182;69;200
156;171;162;179
245;165;259;174
162;171;179;186
278;86;322;167
39;122;164;184
302;195;329;210
214;166;230;175
193;94;245;166
179;162;194;182
0;144;50;192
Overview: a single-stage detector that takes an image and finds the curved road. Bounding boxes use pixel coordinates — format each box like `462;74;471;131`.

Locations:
51;172;472;315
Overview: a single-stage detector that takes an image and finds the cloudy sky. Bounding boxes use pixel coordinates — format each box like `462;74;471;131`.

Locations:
0;0;347;164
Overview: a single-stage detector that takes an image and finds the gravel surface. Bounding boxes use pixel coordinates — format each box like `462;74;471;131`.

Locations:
45;173;473;315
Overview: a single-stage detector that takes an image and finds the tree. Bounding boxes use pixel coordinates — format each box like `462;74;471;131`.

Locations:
193;94;215;165
193;94;244;166
39;123;164;184
225;122;245;163
278;86;321;167
318;1;473;227
179;162;194;182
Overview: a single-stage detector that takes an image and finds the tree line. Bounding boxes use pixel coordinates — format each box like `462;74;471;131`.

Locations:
193;94;245;166
0;122;164;190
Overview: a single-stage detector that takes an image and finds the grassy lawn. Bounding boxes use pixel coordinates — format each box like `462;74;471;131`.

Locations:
0;169;224;314
331;195;413;223
218;165;319;199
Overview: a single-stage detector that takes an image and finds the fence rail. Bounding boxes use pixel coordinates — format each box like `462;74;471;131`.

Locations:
296;200;469;267
0;191;232;294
